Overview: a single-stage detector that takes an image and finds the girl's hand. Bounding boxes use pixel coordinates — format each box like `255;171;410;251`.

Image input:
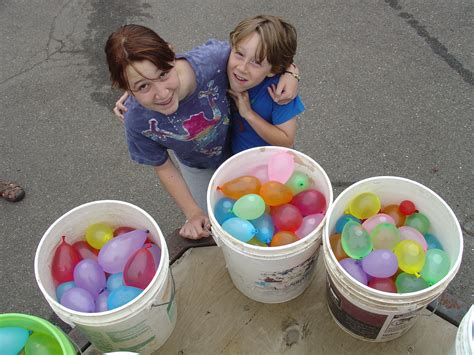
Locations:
268;66;300;104
179;211;211;240
113;91;130;123
228;89;253;118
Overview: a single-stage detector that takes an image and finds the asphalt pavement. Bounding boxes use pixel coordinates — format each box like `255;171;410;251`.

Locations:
1;0;472;324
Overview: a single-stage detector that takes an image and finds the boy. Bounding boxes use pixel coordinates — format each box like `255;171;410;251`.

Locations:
227;15;304;154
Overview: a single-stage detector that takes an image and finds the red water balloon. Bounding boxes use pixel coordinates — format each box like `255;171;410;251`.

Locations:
271;204;303;232
113;226;135;237
399;200;416;216
123;246;156;290
291;189;326;216
51;236;82;285
72;240;99;261
368;277;397;293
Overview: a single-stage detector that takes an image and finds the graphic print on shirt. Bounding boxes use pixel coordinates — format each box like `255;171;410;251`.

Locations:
142;81;230;156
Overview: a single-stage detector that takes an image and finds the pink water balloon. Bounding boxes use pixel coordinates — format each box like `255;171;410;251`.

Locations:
145;243;162;270
268;152;294;183
249;164;269;183
362;213;395;234
399;226;428;251
295;213;324;238
98;230;147;274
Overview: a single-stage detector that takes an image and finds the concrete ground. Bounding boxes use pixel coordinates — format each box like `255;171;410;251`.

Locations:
1;0;472;325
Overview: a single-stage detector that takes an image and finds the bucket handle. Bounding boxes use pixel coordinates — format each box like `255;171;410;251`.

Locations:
419;298;439;318
69;335;84;354
150;268;176;308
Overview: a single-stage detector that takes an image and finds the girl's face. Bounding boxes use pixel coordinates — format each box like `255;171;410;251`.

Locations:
227;32;274;93
126;60;181;115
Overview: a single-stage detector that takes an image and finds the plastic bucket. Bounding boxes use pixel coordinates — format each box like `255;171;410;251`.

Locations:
34;200;177;354
207;147;333;303
455;305;474;354
323;176;463;342
0;313;76;354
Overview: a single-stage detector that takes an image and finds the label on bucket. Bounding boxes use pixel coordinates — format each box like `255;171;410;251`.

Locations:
326;277;424;341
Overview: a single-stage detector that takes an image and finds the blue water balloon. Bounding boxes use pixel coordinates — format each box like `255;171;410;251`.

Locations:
0;327;30;354
222;217;256;242
106;272;124;292
424;233;443;250
214;197;236;224
250;213;274;244
56;281;76;301
107;286;142;310
335;214;360;234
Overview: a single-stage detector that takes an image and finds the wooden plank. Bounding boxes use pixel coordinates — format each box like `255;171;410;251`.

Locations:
157;246;456;354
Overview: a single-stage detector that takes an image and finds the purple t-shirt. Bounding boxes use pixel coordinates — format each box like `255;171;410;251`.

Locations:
124;40;231;169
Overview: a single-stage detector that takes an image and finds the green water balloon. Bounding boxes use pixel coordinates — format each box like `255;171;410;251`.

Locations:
285;171;310;195
233;194;266;220
370;223;401;250
395;272;429;293
405;212;430;235
341;220;373;259
420;249;450;285
25;332;62;355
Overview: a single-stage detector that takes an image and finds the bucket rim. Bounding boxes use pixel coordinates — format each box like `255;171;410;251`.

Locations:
323;176;464;301
207;146;333;255
34;199;170;319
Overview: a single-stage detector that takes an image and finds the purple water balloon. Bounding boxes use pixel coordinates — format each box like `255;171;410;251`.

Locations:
73;259;106;298
146;243;162;270
98;229;147;273
60;287;95;313
361;249;398;278
95;290;109;312
339;258;369;285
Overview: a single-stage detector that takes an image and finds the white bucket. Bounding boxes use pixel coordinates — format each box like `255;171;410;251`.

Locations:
207;147;333;303
34;200;177;354
323;176;463;342
455;305;474;354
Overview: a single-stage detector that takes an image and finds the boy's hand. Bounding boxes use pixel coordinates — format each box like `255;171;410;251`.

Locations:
228;89;253;118
113;91;130;123
179;212;212;240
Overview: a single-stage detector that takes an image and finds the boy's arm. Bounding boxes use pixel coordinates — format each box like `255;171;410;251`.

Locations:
228;89;297;147
154;158;211;240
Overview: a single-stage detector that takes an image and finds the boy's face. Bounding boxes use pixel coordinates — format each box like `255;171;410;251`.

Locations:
227;32;274;93
125;60;180;115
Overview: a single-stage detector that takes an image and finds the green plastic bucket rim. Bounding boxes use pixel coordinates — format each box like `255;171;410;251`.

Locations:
0;313;76;354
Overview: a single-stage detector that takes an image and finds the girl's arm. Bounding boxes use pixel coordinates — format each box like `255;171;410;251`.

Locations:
269;64;300;105
154;158;211;240
228;89;297;147
113;91;130;123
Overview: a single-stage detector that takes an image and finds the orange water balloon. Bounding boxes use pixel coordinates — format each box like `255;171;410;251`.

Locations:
381;204;406;227
329;233;348;261
217;176;261;200
259;181;293;206
270;231;299;247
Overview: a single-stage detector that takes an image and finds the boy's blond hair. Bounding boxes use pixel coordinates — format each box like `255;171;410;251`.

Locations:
229;15;297;74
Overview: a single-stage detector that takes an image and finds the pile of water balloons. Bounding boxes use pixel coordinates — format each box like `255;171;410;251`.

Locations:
329;193;450;293
51;224;161;313
214;151;327;247
0;325;63;354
